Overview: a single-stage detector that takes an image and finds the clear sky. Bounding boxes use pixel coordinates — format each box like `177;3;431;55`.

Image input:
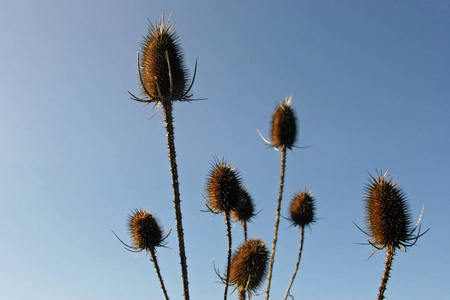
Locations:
1;1;449;299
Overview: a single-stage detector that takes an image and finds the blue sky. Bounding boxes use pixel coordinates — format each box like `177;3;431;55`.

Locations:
1;1;449;299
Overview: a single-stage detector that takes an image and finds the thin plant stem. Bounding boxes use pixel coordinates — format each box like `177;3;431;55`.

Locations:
243;220;248;242
149;247;170;300
265;146;287;300
224;212;233;300
378;246;395;300
238;288;246;300
162;101;190;300
284;225;305;300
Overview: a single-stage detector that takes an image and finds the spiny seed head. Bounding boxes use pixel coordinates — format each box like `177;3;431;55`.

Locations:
229;238;268;292
140;13;189;101
128;208;164;251
206;159;242;213
270;96;297;149
289;189;315;227
232;187;256;223
364;171;412;250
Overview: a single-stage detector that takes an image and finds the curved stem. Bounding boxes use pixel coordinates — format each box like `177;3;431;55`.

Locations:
224;212;233;300
378;246;395;300
265;147;287;300
284;226;305;300
162;101;190;300
149;248;170;300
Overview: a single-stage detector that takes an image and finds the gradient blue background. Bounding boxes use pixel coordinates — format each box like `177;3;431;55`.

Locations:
1;1;449;299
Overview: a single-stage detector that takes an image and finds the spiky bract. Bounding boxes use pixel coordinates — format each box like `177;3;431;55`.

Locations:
289;189;315;227
365;171;412;250
129;208;164;252
229;238;269;292
271;96;297;149
232;187;255;223
206;159;242;213
140;14;189;102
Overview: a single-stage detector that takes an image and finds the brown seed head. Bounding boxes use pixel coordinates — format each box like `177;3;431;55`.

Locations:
206;159;242;213
364;171;412;250
129;208;164;252
270;96;297;149
232;187;255;223
140;13;189;101
289;189;315;227
229;238;269;292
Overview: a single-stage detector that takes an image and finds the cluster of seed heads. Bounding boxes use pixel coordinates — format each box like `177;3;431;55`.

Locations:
289;189;316;227
229;238;269;292
129;208;165;252
271;96;297;150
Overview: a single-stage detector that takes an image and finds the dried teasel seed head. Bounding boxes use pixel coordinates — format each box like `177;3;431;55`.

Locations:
140;13;189;102
206;158;242;214
232;187;256;223
270;96;297;149
364;171;412;250
229;238;269;292
289;189;315;227
129;208;164;251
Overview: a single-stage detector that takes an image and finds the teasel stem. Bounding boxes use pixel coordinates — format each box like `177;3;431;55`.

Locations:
162;100;190;300
224;212;233;300
283;225;305;300
149;247;170;300
378;245;395;300
265;146;287;300
243;220;248;242
238;288;246;300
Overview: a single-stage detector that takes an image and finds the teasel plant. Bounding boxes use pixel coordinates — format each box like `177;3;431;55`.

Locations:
355;170;428;300
229;238;269;300
128;12;199;300
113;209;171;300
232;186;256;242
205;158;242;300
259;95;298;300
284;189;316;300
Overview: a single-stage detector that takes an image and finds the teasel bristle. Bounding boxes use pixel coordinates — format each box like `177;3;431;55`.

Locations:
139;13;190;102
232;186;256;224
128;208;165;251
364;171;412;250
206;158;242;214
270;95;297;150
229;238;269;293
289;189;315;227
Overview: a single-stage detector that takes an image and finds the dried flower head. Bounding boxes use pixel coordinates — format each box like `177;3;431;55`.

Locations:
229;238;269;292
270;96;297;149
206;159;242;214
363;171;427;251
232;187;255;223
129;208;165;252
289;189;315;227
129;13;195;104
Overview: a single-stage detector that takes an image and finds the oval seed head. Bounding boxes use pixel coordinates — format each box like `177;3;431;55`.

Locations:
289;189;315;227
129;208;164;252
206;159;242;213
270;96;297;149
229;238;269;292
364;171;412;250
232;187;256;223
140;13;189;101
